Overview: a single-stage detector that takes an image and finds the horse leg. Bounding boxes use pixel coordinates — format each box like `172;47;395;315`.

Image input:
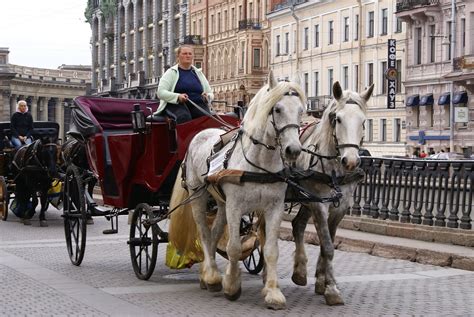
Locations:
291;206;310;286
261;207;286;310
222;204;242;301
39;191;49;227
190;193;222;292
313;205;344;306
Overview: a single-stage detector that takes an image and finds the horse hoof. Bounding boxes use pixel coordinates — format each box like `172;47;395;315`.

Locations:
22;219;31;226
207;282;223;292
266;302;286;310
315;282;325;295
324;288;344;306
86;218;94;225
291;273;307;286
224;287;241;301
199;280;207;290
40;220;48;227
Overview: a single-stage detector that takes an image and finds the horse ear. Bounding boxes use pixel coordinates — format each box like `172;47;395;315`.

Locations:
361;84;375;101
333;81;343;100
290;73;302;86
268;70;278;89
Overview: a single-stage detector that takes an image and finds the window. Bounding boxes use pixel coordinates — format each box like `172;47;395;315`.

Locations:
193;21;196;34
430;25;436;63
447;22;452;60
314;24;320;47
239;5;242;21
249;2;253;19
354;64;359;91
224;10;227;31
394;118;401;142
343;66;349;90
314;71;319;96
344;17;349;42
328;68;334;96
211;14;214;34
199;18;203;35
381;61;387;93
368;11;374;37
241;43;245;69
395;18;402;33
396;60;402;93
366;119;373;142
380;119;387;142
367;63;373;86
231;8;235;29
285;32;289;54
415;27;422;64
461;18;466;49
303;27;309;50
253;48;260;68
276;35;280;56
381;9;388;35
304;73;309;97
354;14;359;40
217;12;221;33
329;21;334;44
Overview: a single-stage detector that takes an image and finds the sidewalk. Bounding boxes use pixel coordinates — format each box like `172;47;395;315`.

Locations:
280;218;474;271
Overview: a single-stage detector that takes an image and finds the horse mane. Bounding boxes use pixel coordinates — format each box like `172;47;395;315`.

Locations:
310;90;367;154
242;80;306;142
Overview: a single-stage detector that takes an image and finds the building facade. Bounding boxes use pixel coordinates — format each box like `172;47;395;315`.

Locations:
268;0;408;157
189;0;270;112
86;0;189;99
0;48;91;139
396;0;474;155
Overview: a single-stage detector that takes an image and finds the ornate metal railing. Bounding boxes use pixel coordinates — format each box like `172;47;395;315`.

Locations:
351;157;473;230
238;19;261;30
182;35;203;45
396;0;440;13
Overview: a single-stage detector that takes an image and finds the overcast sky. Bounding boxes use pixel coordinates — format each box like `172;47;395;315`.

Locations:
0;0;91;69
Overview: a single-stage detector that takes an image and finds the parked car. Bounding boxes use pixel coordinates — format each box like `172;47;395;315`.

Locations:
428;152;472;160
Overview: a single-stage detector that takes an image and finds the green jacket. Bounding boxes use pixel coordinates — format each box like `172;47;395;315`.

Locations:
155;64;214;115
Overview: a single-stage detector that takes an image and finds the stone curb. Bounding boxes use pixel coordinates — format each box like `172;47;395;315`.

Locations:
279;227;474;271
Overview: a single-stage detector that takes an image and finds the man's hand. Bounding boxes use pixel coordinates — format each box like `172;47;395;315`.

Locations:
202;92;208;103
178;93;189;103
19;136;25;142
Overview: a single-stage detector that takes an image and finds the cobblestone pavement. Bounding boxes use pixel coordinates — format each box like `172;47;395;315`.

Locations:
1;210;473;316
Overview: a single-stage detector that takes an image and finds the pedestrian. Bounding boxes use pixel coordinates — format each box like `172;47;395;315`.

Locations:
153;45;213;123
10;100;33;149
412;149;420;158
419;151;427;158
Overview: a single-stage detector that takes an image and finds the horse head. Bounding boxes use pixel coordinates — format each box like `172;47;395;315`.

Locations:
242;70;306;163
39;137;59;179
328;81;373;171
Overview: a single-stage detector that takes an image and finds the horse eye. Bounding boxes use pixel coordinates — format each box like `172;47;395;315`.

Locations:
274;108;281;114
336;117;342;124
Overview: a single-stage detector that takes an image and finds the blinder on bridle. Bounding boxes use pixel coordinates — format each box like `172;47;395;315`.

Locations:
330;98;365;153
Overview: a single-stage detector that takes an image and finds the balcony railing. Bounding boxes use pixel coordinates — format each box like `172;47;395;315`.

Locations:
396;0;440;13
238;19;261;30
307;95;332;118
182;35;203;45
271;0;307;12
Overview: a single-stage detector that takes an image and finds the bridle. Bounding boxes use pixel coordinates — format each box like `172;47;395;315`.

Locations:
329;99;365;154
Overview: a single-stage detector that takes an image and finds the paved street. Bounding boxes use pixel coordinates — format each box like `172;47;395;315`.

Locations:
1;208;473;316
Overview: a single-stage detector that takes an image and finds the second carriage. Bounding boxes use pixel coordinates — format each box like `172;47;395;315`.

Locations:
62;96;264;279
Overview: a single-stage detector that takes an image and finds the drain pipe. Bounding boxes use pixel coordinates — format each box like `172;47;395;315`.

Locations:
357;0;362;91
449;0;456;152
290;1;300;74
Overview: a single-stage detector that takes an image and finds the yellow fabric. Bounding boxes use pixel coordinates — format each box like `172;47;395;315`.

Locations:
47;179;62;209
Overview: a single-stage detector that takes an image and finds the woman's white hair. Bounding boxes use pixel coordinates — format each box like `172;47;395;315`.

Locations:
16;100;28;112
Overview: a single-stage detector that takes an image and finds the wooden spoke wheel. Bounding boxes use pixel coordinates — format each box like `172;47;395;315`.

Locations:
241;212;264;275
63;165;87;266
129;203;159;280
0;176;9;221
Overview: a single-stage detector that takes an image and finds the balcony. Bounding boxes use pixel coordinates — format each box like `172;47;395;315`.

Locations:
182;35;203;45
453;55;474;72
238;19;261;31
271;0;307;12
396;0;439;13
307;95;332;118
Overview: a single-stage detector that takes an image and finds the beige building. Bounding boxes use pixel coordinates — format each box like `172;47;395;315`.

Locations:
268;0;408;157
86;0;189;98
397;0;474;156
0;48;91;139
189;0;270;112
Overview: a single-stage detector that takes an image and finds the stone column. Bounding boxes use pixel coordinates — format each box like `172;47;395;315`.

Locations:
38;97;48;121
133;0;139;74
115;4;121;82
9;94;17;118
124;0;130;78
143;0;149;79
55;98;64;141
30;97;38;121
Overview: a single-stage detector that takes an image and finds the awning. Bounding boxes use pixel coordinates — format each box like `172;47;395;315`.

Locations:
438;92;450;106
453;91;468;105
406;94;420;107
419;93;434;106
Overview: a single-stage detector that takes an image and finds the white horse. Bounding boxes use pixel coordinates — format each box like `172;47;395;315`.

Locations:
184;71;305;309
291;81;373;305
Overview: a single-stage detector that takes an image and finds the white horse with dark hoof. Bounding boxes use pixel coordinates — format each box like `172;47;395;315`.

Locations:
292;81;373;306
183;71;306;310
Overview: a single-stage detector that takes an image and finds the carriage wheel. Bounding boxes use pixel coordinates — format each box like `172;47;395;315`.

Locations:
241;212;264;275
129;203;159;280
63;165;87;266
0;176;9;221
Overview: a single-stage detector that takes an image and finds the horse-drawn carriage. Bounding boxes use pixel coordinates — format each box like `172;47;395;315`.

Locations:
0;121;61;223
61;75;373;309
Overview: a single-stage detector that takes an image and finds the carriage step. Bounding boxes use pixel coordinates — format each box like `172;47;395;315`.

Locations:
103;229;118;234
127;237;153;247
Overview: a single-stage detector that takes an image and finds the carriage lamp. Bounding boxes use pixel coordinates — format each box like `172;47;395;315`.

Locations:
131;103;146;133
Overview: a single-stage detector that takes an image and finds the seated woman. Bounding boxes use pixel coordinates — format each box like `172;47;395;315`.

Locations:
11;100;34;149
153;45;214;124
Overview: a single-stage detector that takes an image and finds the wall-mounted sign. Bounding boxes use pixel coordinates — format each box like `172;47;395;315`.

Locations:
455;107;469;123
387;39;396;109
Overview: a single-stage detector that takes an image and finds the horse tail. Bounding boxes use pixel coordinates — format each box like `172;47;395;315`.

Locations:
166;167;203;269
